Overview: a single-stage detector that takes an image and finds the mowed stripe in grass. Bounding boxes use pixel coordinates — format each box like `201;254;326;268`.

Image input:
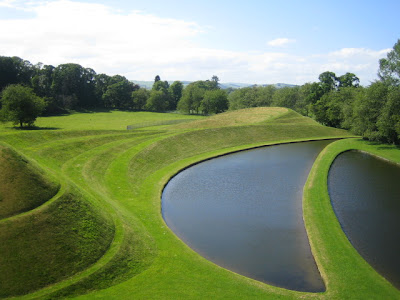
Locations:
34;110;204;131
0;131;165;296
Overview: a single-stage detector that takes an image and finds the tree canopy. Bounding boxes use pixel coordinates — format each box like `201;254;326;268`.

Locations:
378;39;400;85
0;84;46;127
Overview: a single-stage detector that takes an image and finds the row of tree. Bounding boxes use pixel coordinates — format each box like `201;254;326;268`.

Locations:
0;56;228;116
0;55;228;126
228;72;360;115
227;39;400;144
1;39;399;143
0;57;145;113
0;57;184;113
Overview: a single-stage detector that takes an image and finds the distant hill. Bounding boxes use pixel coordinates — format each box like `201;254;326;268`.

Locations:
132;80;297;90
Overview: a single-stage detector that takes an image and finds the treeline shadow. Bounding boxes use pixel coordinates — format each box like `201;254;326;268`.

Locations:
12;126;61;131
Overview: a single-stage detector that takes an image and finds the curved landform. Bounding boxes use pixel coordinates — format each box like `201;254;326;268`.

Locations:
328;149;400;289
162;140;332;292
303;138;400;299
1;108;398;299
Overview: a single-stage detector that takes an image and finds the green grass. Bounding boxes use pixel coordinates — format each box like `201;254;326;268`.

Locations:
0;110;204;132
0;182;115;298
172;107;288;129
303;138;400;299
0;144;59;219
1;108;399;299
36;110;204;131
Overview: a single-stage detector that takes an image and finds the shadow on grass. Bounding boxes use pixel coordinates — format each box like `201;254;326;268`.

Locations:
73;107;113;114
364;140;400;150
13;126;61;131
377;145;400;150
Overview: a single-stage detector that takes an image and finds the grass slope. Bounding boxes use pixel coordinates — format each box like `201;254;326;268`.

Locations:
0;145;59;219
172;107;288;129
2;108;398;299
303;138;400;299
0;177;115;298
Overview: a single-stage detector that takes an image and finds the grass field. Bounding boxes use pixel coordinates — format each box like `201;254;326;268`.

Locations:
0;110;204;131
0;108;399;299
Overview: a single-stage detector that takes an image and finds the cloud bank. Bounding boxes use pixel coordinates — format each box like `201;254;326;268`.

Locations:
0;0;390;85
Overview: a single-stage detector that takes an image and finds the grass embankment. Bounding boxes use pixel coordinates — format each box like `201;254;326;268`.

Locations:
0;111;203;298
172;107;288;129
303;138;400;299
0;145;59;219
3;107;396;299
0;146;115;298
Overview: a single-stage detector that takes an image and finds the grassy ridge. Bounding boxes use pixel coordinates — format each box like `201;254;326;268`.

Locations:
303;138;400;299
0;145;59;219
0;181;115;298
3;108;398;299
172;107;288;129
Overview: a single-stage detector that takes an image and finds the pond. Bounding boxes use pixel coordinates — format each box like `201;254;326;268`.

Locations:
328;150;400;289
162;140;332;292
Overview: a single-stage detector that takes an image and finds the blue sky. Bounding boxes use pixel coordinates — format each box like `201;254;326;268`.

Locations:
0;0;399;85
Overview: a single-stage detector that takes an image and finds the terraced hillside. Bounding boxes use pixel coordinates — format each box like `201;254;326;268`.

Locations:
0;108;398;299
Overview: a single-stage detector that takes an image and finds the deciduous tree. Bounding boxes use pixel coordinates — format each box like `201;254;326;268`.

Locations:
0;84;45;127
378;39;400;85
169;81;183;110
201;89;228;114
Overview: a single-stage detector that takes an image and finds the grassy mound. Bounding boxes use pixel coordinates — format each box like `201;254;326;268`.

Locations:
0;144;59;219
173;107;288;129
303;138;400;299
271;109;320;125
0;183;115;298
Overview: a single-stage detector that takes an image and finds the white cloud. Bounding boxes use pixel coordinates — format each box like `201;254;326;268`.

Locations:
328;47;390;58
0;0;16;8
267;38;296;47
0;1;390;85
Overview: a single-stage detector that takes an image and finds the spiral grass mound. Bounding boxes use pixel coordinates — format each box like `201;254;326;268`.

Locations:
0;145;116;298
0;145;59;219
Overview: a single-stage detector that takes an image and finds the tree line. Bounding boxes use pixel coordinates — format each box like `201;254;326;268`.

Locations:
227;40;400;144
0;57;176;113
0;56;228;120
1;39;399;144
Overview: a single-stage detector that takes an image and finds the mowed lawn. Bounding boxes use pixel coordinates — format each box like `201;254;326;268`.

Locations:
0;108;399;299
0;110;204;131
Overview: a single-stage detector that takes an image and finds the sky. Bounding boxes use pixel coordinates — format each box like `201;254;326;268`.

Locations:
0;0;399;85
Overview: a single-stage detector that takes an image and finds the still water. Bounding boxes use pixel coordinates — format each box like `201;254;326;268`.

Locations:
162;140;332;292
328;150;400;289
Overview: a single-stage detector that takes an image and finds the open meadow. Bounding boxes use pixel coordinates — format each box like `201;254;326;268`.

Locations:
1;107;399;299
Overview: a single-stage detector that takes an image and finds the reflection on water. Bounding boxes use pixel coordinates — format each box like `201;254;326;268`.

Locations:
329;150;400;289
162;140;331;292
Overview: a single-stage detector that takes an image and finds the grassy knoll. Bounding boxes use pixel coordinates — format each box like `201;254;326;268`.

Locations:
303;138;400;299
0;145;59;219
3;108;398;299
172;107;288;129
0;180;115;298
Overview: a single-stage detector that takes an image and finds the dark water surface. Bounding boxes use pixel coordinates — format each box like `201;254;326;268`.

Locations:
162;140;332;292
328;150;400;289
